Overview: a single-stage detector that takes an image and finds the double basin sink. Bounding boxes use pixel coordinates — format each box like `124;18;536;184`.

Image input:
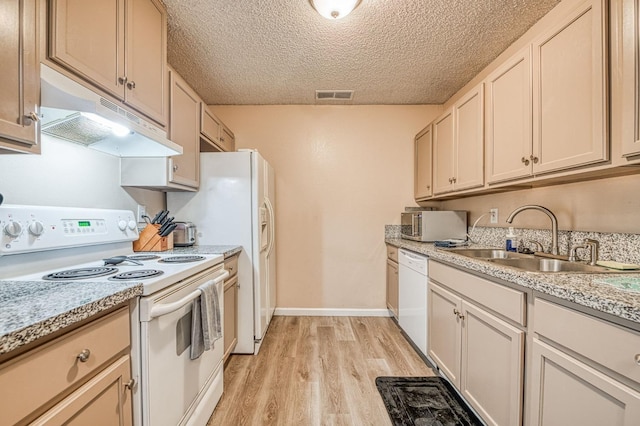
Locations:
446;248;624;274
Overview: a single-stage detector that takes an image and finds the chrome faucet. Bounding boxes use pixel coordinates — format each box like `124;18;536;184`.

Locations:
506;205;559;255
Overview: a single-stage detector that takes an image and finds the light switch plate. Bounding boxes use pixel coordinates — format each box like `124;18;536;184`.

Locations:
137;204;146;223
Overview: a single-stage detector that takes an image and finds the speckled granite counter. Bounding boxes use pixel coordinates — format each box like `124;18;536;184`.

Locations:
386;238;640;326
0;280;142;356
157;244;242;259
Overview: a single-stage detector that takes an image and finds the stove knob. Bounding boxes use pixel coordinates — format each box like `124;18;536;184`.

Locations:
118;220;127;231
4;221;22;238
28;221;44;237
127;220;137;230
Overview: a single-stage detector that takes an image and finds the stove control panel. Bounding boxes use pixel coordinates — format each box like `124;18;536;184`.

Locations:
0;205;139;255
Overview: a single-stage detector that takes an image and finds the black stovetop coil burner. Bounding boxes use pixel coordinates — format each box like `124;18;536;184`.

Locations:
159;255;206;263
108;270;164;281
127;254;162;261
43;267;119;281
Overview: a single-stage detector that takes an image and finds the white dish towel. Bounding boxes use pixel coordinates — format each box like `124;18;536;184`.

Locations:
190;280;222;360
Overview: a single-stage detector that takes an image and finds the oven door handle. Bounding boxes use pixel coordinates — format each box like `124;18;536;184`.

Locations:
147;270;229;320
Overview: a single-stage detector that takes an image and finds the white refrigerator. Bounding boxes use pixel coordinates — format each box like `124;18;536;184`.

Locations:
167;150;276;354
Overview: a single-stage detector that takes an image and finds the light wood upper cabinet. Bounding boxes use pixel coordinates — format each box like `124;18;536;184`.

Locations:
0;0;40;154
432;109;455;194
532;0;607;173
454;84;484;191
619;0;640;158
168;67;200;189
486;47;533;184
433;84;484;195
49;0;167;125
200;104;235;152
414;125;433;200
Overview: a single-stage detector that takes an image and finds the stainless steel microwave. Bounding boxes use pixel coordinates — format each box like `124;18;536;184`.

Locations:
401;210;467;242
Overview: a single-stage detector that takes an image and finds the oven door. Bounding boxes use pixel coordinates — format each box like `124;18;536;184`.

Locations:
138;265;228;426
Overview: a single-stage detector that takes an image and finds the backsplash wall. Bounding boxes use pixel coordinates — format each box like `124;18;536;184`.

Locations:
385;225;640;265
0;136;164;214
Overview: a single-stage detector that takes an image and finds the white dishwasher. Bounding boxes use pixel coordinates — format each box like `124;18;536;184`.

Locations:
398;249;428;356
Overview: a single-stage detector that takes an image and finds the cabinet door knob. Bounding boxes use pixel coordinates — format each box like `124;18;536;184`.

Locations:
173;164;179;172
521;156;530;165
453;308;459;316
77;348;91;363
426;185;430;190
118;76;128;85
23;111;40;125
124;378;136;390
635;354;640;365
458;313;465;320
127;81;136;90
452;177;457;183
530;155;539;164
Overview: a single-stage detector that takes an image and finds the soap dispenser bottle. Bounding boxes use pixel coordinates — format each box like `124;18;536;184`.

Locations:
506;227;519;252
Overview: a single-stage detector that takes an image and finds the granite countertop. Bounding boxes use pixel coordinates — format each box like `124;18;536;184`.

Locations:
159;244;242;258
0;245;242;357
386;238;640;326
0;280;142;356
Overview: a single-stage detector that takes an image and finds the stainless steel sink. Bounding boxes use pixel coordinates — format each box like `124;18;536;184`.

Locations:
445;247;632;273
487;257;619;273
446;248;531;260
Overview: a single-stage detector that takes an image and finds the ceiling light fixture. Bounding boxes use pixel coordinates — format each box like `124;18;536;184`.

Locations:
309;0;362;20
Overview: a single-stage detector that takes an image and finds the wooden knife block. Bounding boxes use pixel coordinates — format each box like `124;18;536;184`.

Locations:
133;224;174;252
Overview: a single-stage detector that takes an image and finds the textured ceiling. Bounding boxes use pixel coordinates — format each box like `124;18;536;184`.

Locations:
163;0;560;105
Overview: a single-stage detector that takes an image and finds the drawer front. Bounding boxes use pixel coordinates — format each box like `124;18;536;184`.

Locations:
534;298;640;384
429;260;526;326
386;245;399;263
224;254;239;278
0;307;130;425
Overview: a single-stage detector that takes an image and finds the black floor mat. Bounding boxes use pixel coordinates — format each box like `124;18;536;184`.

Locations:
375;376;483;426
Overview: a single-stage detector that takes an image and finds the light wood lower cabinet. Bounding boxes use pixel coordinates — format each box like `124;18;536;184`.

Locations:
32;355;133;426
0;307;132;425
386;245;399;318
223;275;238;362
529;298;640;425
223;254;239;361
428;270;524;426
529;339;640;426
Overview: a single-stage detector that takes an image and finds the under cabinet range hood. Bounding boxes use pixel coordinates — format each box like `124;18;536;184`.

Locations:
39;65;182;157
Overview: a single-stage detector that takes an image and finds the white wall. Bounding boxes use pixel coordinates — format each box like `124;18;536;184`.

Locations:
0;135;164;213
213;105;441;311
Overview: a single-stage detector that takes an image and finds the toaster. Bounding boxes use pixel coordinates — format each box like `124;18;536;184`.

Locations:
173;222;197;247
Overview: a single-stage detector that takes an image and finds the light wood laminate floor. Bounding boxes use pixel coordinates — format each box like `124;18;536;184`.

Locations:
207;316;434;425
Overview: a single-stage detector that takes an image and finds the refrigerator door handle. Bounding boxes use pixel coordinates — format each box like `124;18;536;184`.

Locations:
265;197;275;256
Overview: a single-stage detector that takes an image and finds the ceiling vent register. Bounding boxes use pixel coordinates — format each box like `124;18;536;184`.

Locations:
315;90;354;101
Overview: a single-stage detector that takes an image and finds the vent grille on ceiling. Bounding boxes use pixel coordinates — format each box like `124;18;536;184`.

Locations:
315;90;354;101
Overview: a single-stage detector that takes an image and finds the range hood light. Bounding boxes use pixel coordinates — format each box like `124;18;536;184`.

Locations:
80;113;131;137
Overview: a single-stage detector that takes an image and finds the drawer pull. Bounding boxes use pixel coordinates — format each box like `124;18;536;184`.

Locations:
77;349;91;363
124;378;136;390
635;354;640;365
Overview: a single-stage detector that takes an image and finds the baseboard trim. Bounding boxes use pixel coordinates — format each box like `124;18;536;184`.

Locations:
274;308;393;317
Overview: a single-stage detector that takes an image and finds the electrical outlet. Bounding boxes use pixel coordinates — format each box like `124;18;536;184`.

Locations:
490;208;498;224
137;204;146;223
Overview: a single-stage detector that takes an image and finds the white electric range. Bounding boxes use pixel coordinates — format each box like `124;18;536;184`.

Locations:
0;205;227;426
